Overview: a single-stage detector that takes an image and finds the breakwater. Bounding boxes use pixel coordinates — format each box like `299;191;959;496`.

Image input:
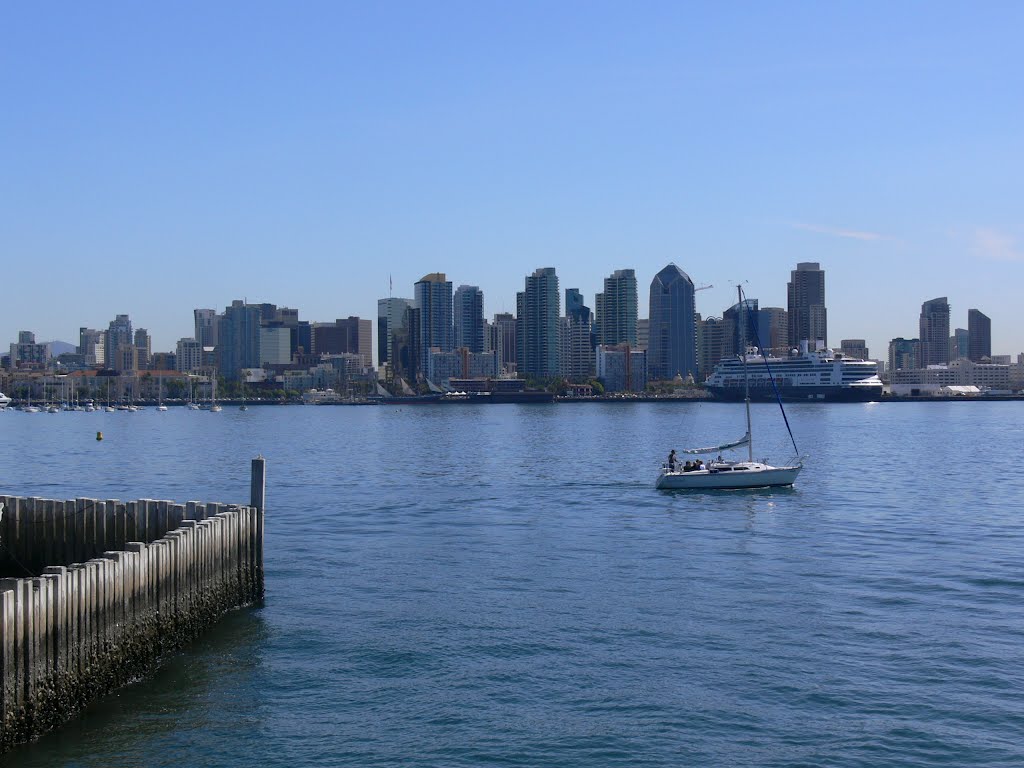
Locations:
0;458;265;752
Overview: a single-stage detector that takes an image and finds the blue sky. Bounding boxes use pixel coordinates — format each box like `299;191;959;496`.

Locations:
3;2;1022;359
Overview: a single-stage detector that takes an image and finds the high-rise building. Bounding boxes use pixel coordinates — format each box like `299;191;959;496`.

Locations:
377;297;413;366
840;339;869;360
722;298;761;358
918;297;950;367
312;317;372;367
636;319;649;352
414;273;453;378
596;345;647;392
761;308;789;355
105;315;133;369
787;262;827;347
950;328;969;361
194;309;219;348
565;288;591;323
9;331;49;368
453;285;485;353
516;267;560;379
558;316;595;380
595;269;638;347
697;316;725;381
134;329;151;369
968;309;991;362
647;264;697;381
176;338;203;373
259;326;292;366
889;337;920;373
491;312;517;373
78;328;105;367
218;301;263;380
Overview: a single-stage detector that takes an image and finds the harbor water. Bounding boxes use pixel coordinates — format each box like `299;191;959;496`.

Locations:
1;401;1023;767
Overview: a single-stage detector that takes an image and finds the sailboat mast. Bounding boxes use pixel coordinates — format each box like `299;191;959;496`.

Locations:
739;285;753;462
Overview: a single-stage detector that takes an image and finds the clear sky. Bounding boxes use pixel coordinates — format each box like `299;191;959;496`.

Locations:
3;2;1022;360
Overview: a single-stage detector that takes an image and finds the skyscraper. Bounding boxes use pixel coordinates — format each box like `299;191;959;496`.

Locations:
218;300;263;380
105;314;133;370
697;316;725;381
491;312;517;373
918;297;950;366
453;285;485;353
595;269;638;347
194;309;219;348
787;262;827;347
968;309;991;362
647;264;697;380
565;288;591;323
377;297;413;366
950;328;969;360
414;273;453;379
516;267;560;379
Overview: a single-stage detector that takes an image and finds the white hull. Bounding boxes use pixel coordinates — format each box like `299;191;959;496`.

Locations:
656;461;801;490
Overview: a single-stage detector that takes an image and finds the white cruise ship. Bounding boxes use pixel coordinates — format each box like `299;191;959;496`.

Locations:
705;341;883;402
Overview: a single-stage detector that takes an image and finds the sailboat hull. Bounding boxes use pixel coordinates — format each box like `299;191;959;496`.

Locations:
656;463;801;490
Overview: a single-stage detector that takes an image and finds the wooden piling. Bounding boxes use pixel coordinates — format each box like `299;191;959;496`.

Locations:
0;458;266;752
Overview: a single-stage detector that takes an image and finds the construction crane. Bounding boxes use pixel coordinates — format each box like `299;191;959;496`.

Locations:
695;283;713;292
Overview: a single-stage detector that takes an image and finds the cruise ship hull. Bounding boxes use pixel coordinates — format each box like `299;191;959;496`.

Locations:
706;383;883;402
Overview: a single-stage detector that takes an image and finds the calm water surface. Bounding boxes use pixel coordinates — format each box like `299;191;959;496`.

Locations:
1;402;1023;767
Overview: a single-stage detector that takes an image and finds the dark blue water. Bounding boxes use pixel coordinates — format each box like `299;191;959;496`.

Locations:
2;402;1023;767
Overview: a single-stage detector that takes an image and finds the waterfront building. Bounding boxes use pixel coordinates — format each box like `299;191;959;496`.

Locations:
415;273;454;379
787;262;827;347
968;309;991;362
134;329;151;370
9;331;49;369
259;325;292;366
890;358;1017;394
558;315;595;380
176;338;204;373
950;327;970;360
78;328;105;367
491;312;517;373
595;269;638;347
596;344;647;393
311;318;372;368
516;268;560;379
840;339;869;360
377;297;413;366
697;316;725;381
454;285;485;354
919;297;951;367
647;264;697;381
427;348;499;385
888;337;920;374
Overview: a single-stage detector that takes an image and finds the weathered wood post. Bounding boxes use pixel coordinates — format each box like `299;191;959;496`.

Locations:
250;456;265;601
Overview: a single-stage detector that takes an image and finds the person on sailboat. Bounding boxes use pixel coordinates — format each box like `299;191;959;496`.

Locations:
668;450;678;471
683;460;693;472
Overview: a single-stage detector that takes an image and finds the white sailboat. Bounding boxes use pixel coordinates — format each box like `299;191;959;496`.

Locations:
656;286;803;491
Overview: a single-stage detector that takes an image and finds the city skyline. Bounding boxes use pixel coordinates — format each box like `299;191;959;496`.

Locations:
3;3;1023;358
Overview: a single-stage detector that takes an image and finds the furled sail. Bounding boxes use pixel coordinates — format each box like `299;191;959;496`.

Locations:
682;432;750;455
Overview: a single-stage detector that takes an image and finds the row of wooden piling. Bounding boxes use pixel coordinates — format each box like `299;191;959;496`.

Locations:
0;458;266;752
